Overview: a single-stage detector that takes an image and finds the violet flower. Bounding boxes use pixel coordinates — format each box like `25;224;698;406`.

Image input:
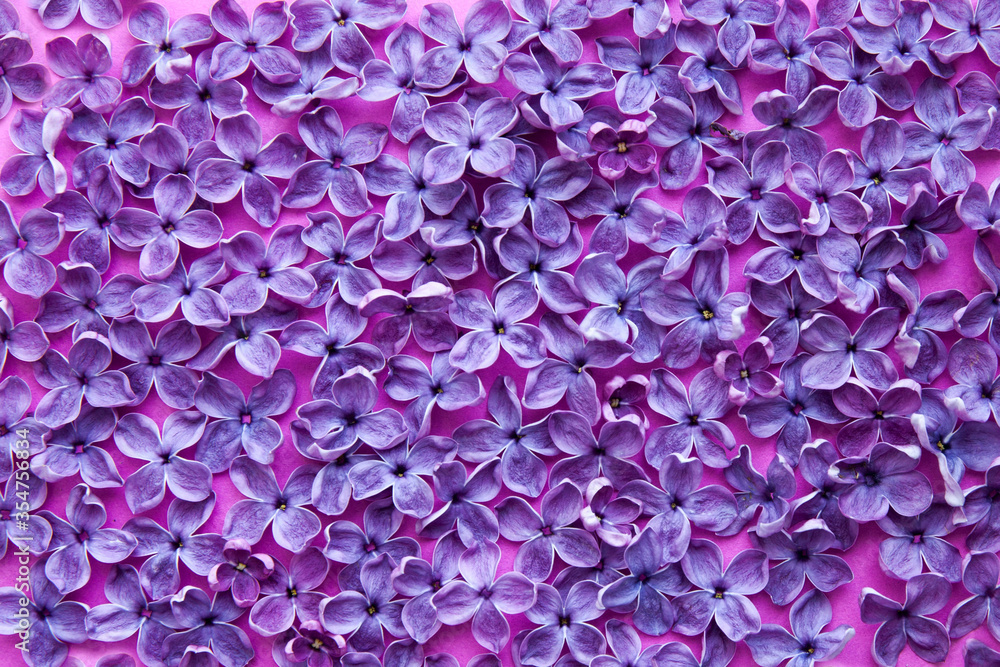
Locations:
320;553;406;655
68;97;155;187
792;440;859;550
209;0;299;82
36;263;142;339
789;151;872;236
745;590;854;667
798;308;901;391
817;229;904;312
136;123;225;199
187;301;295;377
580;479;641;547
121;3;214;86
878;502;962;582
556;105;623;162
547;411;646;490
0;205;61;299
446;284;546;372
967;463;1000;552
883;184;963;269
391;531;462;643
113;410;212;513
596;32;681;116
219;227;316;315
371;233;477;288
163;588;255;667
283;621;350;667
720;444;795;537
590;0;670;38
752;520;854;606
860;573;951;666
816;0;898;27
744;86;839;167
967;639;1000;666
602;375;651;426
811;41;913;128
928;0;1000;65
1;107;72;198
588;121;657;181
680;0;779;66
348;436;457;518
714;337;782;406
832;442;933;522
132;251;230;327
0;32;46;117
108;317;200;408
414;0;511;87
32;0;122;29
653;625;734;667
208;538;276;607
0;471;50;555
323;497;420;591
385;353;484;437
252;38;359;117
496;481;601;581
358;282;457;356
592;619;661;667
494;222;588;314
301;212;381;307
520;581;605;666
645;185;726;279
674;20;742;115
956;72;1000;152
956;238;1000;351
288;0;407;74
645;367;735;469
421;98;519;184
946;338;1000;423
949;551;1000;641
31;406;123;488
0;301;47;377
647;91;737;191
673;538;769;641
959;177;1000;232
847;1;953;77
889;273;966;385
251;545;329;635
832;378;921;458
296;377;405;460
123;493;226;598
506;0;589;63
432;540;536;652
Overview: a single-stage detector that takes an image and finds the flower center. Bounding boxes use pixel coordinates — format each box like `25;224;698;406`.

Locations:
616;141;628;153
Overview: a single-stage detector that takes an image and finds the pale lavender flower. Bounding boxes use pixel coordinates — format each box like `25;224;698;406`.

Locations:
590;0;670;37
548;411;646;490
956;72;1000;152
596;32;681;115
0;32;46;117
817;229;904;312
252;38;359;117
348;436;457;518
209;0;299;82
121;3;214;86
390;531;462;643
31;0;122;29
250;546;329;635
928;0;1000;65
752;520;854;605
880;184;963;269
288;0;407;74
743;86;839;167
580;479;641;547
798;308;901;391
495;222;587;313
889;272;966;385
832;442;933;522
816;0;899;27
219;227;316;314
108;317;200;408
959;177;1000;232
507;0;589;63
323;497;420;591
135;123;225;199
162;588;255;667
371;233;477;289
36;263;141;338
956;238;1000;351
131;251;230;327
847;1;953;77
1;107;72;198
946;338;1000;423
745;590;854;667
860;573;951;666
68;97;155;187
792;440;860;550
385;353;484;437
810;41;913;128
187;299;297;378
421;98;519;183
646;186;727;279
208;538;276;607
681;0;778;66
647;91;737;191
832;378;921;458
447;283;546;372
567;172;666;262
0;472;50;555
0;301;47;377
653;625;734;667
31;405;123;488
967;639;1000;666
301;212;381;307
319;553;406;654
675;20;742;114
591;619;662;667
0;205;61;299
414;0;511;87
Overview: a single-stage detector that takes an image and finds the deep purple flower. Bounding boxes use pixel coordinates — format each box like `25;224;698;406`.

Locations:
44;36;114;113
421;97;519;184
645;367;734;469
591;619;661;667
445;284;545;371
39;484;137;595
113;410;211;513
748;279;829;364
860;573;951;666
816;0;899;28
68;97;155;187
949;552;1000;641
31;405;123;488
323;497;420;591
289;0;407;74
957;238;1000;351
674;20;742;115
832;378;921;458
647;91;737;191
358;282;457;356
320;553;406;654
832;442;933;522
219;227;316;314
720;444;795;537
787;150;871;236
414;0;511;87
752;520;854;605
390;531;462;643
385;353;484;437
0;205;61;299
121;3;214;86
681;0;778;66
928;0;1000;65
602;375;651;427
283;621;350;667
495;222;587;314
123;493;226;598
744;86;839;167
547;411;645;490
580;479;641;546
2;107;72;198
966;463;1000;552
645;186;726;279
496;481;601;581
208;538;276;607
713;337;781;406
251;546;329;635
163;588;255;667
959;177;1000;233
36;262;141;338
0;32;46;118
792;439;860;549
946;338;1000;423
798;308;900;391
877;502;962;582
209;0;299;83
966;639;1000;666
745;590;854;667
880;184;962;270
506;0;589;63
673;538;769;641
520;581;605;665
131;251;230;327
587;121;657;181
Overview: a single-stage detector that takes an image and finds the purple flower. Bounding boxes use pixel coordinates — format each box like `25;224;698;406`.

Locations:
817;229;904;313
752;520;854;606
1;107;72;198
816;0;899;27
0;557;89;667
289;0;407;74
84;564;175;666
136;122;227;197
959;177;1000;232
371;233;477;289
149;50;248;144
219;227;316;314
592;619;662;667
432;540;536;652
848;1;953;77
358;282;457;356
928;0;1000;65
453;375;556;498
123;493;226;598
792;440;860;550
832;378;921;458
113;410;212;513
520;581;605;666
590;0;670;38
0;205;61;299
860;573;951;666
422;98;519;184
320;553;406;654
673;538;769;641
597;528;685;635
209;0;299;83
282;106;388;216
36;263;141;339
189;299;297;378
966;463;1000;552
446;284;546;372
720;444;795;537
645;367;735;469
283;621;349;667
0;472;50;556
108;317;200;408
744;86;839;167
587;121;657;181
580;479;641;546
385;353;485;437
647;186;726;279
878;502;962;582
675;20;743;115
949;552;1000;641
390;531;462;643
881;184;963;270
597;32;680;115
40;484;137;595
323;497;420;591
889;274;966;385
496;481;601;581
647;91;737;191
507;0;590;64
653;625;734;667
300;212;381;307
946;338;1000;423
811;41;913;128
790;153;872;237
253;38;358;117
209;538;276;607
131;251;230;327
602;375;651;426
0;32;46;118
714;337;782;406
832;442;933;522
33;333;135;428
121;3;214;86
798;308;901;391
956;72;1000;152
495;222;587;313
967;639;1000;666
31;406;123;488
34;0;122;29
745;590;854;667
44;35;114;114
250;546;329;635
193;370;297;472
414;0;511;87
957;238;1000;351
348;436;457;518
0;302;48;377
748;279;829;364
68;97;155;187
163;588;255;667
548;411;646;490
643;249;749;369
681;0;778;66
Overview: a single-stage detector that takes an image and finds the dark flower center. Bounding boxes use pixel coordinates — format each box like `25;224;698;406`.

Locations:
871;173;883;185
199;88;212;102
609;397;620;408
541;525;553;536
0;425;6;437
616;141;628;154
242;160;256;172
713;587;725;599
701;309;714;320
395;465;407;477
245;41;257;53
558;616;571;627
160;41;172;53
688;414;700;426
749;188;761;200
73;442;86;455
495;323;505;335
367;604;378;615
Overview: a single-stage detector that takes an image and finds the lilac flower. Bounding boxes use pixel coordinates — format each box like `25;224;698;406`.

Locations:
590;0;670;38
602;375;651;426
860;573;951;666
385;354;484;437
121;3;214;86
597;528;685;635
0;557;88;667
674;20;742;115
832;378;921;458
108;317;199;408
0;205;61;299
587;121;657;181
592;619;662;667
889;274;966;385
878;502;961;582
504;43;615;131
422;98;518;184
36;263;141;339
752;520;854;605
33;333;135;428
673;538;769;641
721;445;795;537
223;457;320;552
706;141;799;245
1;107;72;198
453;375;557;497
957;238;1000;351
645;186;726;278
811;42;913;128
349;436;457;519
137;123;225;200
189;299;297;378
251;546;329;635
949;552;1000;640
713;338;781;406
519;585;605;667
553;540;628;596
956;72;1000;152
282;106;388;216
897;77;991;194
0;32;46;118
358;282;457;356
653;625;734;667
967;639;1000;666
621;453;737;562
847;1;953;77
946;338;1000;423
792;440;859;549
647;91;737;191
745;590;854;667
323;497;420;591
547;411;645;490
596;32;680;116
209;0;299;83
495;223;588;313
748;279;828;364
301;212;380;307
68;97;155;187
123;493;226;598
283;621;350;667
193;370;297;472
371;233;477;288
131;251;230;327
195;113;306;226
798;308;901;391
32;0;122;29
966;464;1000;552
496;481;601;581
832;443;933;522
390;531;462;642
0;472;50;556
113;410;212;513
209;539;276;607
149;50;248;144
645;367;734;469
556;105;623;163
432;540;536;652
507;0;589;63
44;36;112;114
288;0;407;74
163;588;255;667
320;554;406;654
749;0;850;102
790;151;872;236
0;301;47;377
883;184;963;269
960;178;1000;233
580;479;641;546
744;86;839;167
445;284;546;372
641;249;749;369
40;484;137;594
928;0;1000;65
817;229;904;313
414;0;510;87
219;227;316;314
84;564;175;666
817;0;898;27
253;39;358;117
31;406;123;488
523;312;632;425
681;0;778;66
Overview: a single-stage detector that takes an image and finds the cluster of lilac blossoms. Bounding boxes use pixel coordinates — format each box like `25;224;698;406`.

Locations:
8;0;1000;666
